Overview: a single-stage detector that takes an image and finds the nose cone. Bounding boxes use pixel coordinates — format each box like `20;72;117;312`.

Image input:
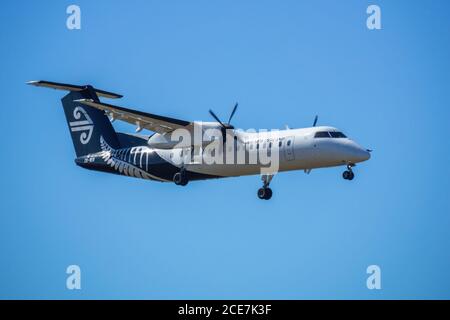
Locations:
357;148;371;162
345;141;371;163
351;146;371;163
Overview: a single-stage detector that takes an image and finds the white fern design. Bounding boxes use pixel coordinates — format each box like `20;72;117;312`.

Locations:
99;136;168;181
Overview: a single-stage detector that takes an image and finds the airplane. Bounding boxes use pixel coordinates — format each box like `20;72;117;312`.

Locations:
28;80;371;200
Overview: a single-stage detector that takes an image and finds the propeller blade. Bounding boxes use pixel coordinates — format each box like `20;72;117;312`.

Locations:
313;115;318;127
227;103;238;125
209;109;226;128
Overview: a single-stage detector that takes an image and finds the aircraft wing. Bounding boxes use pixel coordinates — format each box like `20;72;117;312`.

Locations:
75;99;191;134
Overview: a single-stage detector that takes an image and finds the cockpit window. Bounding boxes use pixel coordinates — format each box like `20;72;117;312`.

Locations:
314;131;347;138
314;131;331;138
329;131;347;138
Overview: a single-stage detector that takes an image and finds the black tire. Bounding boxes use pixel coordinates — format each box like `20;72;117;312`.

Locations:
257;188;266;199
347;171;354;180
173;172;182;185
264;188;273;200
342;171;350;180
173;172;188;186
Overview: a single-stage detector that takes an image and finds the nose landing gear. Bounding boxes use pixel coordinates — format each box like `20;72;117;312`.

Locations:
257;174;273;200
342;163;355;180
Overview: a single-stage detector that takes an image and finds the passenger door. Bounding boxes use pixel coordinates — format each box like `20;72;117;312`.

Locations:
284;136;295;161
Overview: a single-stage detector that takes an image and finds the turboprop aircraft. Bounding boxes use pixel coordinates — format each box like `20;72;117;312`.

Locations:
28;80;371;200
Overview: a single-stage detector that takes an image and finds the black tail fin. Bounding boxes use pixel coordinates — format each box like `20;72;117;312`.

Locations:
61;86;120;157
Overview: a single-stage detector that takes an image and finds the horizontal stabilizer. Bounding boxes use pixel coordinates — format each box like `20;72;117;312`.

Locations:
27;80;123;99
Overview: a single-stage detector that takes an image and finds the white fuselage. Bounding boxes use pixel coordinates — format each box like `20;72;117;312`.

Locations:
152;126;371;178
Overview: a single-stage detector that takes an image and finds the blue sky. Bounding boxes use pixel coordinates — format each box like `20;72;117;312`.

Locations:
0;0;449;299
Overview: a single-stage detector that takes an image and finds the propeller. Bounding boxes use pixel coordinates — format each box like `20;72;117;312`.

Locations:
228;103;238;125
209;103;238;143
209;109;227;128
312;115;318;127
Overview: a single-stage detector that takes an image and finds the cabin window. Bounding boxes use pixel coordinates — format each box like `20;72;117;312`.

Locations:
314;131;331;138
287;140;291;146
279;141;282;147
269;142;272;149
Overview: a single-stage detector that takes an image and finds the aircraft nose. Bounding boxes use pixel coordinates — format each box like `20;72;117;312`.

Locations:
354;146;371;162
362;148;371;161
345;141;371;163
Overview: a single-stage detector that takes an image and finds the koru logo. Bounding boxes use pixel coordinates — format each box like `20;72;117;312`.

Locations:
69;106;94;144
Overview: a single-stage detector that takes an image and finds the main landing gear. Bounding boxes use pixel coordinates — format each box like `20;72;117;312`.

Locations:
258;174;273;200
173;168;188;186
342;163;355;181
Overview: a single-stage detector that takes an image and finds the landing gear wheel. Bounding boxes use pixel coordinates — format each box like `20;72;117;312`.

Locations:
257;187;272;200
173;172;188;186
342;170;355;180
343;171;349;180
257;188;266;199
258;174;274;200
348;171;354;180
264;187;273;200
